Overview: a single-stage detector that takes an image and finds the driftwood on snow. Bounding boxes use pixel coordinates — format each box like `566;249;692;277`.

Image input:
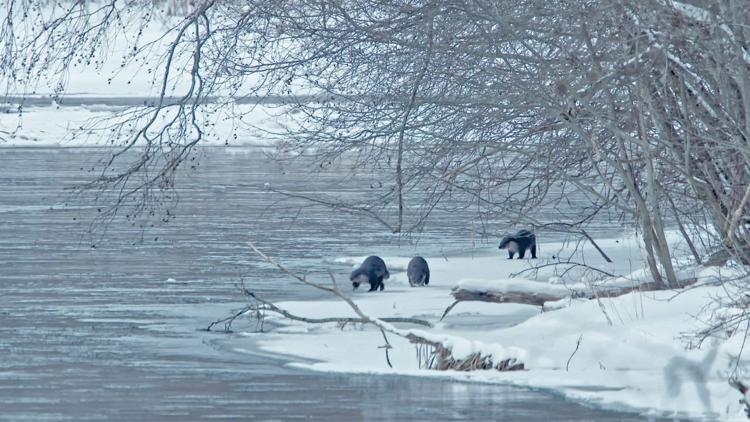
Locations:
441;280;673;320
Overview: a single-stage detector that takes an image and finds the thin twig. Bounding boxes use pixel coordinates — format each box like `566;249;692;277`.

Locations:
511;261;616;278
204;306;253;332
440;300;461;321
379;329;393;368
566;334;583;371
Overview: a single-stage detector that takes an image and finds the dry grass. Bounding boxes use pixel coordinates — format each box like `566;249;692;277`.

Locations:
417;343;524;372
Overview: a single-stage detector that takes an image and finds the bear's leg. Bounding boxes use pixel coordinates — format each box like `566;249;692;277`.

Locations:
368;280;377;292
377;276;385;291
531;244;537;259
517;248;526;259
508;251;514;259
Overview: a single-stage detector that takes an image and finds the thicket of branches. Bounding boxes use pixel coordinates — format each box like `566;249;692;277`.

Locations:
3;0;750;323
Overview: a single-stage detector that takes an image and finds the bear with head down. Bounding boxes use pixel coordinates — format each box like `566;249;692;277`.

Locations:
350;256;390;292
407;256;430;287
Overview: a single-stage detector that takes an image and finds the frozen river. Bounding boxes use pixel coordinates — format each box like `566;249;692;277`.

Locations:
0;146;664;420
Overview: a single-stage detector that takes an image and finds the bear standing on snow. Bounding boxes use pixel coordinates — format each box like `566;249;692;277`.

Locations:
407;256;430;287
350;256;390;291
498;229;537;259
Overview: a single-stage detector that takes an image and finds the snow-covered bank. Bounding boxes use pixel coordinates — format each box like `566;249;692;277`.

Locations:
0;103;290;147
241;234;749;420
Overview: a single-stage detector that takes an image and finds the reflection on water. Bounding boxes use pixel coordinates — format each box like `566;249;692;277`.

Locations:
0;147;656;420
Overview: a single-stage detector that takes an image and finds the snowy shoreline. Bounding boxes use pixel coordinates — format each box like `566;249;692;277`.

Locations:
237;233;748;420
0;103;291;147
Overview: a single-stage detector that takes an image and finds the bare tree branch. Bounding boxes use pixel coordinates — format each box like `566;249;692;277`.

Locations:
246;240;524;372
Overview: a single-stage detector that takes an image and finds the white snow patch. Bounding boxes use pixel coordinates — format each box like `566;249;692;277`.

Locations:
0;104;291;147
236;232;750;419
454;278;572;296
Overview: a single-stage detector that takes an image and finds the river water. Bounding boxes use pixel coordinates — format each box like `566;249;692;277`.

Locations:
0;146;664;420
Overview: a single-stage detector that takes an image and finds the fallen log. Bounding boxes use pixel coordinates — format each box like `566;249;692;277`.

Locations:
451;288;565;307
441;278;674;320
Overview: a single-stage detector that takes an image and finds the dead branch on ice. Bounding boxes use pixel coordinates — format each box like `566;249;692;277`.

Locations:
246;290;433;327
205;290;433;332
246;241;525;372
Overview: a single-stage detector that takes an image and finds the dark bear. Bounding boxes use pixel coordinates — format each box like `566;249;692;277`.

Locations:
407;256;430;287
350;255;390;292
498;229;537;259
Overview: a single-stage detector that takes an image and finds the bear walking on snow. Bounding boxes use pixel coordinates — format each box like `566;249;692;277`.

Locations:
407;256;430;287
350;256;390;291
498;229;537;259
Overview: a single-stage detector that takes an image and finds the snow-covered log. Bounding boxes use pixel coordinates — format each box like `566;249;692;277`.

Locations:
442;278;669;320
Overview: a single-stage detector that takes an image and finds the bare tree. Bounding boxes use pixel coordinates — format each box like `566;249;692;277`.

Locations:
5;0;750;337
3;1;616;238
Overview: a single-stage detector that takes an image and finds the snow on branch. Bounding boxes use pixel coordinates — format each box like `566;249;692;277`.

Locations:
441;277;674;320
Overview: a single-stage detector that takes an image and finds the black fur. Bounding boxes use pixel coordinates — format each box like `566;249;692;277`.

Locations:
498;229;537;259
407;256;430;287
350;256;390;292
